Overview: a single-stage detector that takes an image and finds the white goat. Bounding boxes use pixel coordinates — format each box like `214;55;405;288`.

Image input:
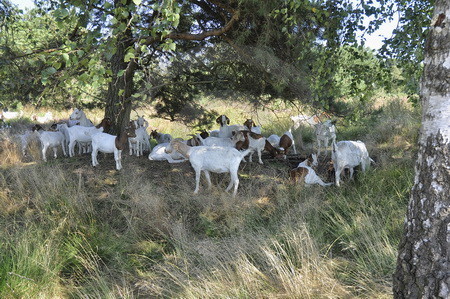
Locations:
69;108;94;127
290;114;320;129
91;123;136;170
129;126;151;157
32;111;53;124
150;129;172;144
267;134;281;147
290;154;332;186
32;125;67;162
232;130;265;164
66;118;111;157
196;134;237;147
216;115;246;138
148;142;187;163
165;140;251;197
1;110;23;120
315;120;336;156
18;127;40;156
332;140;373;187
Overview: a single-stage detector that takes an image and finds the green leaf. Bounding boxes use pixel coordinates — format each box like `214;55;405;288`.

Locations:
124;52;135;62
133;0;141;5
62;53;70;62
117;69;125;77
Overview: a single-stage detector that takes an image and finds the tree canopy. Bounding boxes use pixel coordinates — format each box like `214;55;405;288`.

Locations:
0;0;433;129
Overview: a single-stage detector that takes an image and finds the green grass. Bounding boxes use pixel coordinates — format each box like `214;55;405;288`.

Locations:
0;97;420;297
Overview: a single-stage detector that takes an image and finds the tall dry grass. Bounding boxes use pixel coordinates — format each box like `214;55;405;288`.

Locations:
0;97;419;297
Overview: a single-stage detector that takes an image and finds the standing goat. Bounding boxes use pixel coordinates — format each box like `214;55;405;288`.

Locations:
315;120;336;156
66;118;112;157
32;124;67;161
232;130;265;164
91;122;136;170
331;140;373;187
165;140;251;197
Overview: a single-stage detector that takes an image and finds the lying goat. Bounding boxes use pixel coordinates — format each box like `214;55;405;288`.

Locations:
290;154;332;186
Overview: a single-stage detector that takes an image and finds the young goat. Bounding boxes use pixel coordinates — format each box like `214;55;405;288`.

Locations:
267;130;297;157
331;140;373;187
150;129;173;144
315;120;336;156
165;140;251;197
289;154;332;186
129;125;150;156
32;124;67;162
232;130;265;164
91;122;136;170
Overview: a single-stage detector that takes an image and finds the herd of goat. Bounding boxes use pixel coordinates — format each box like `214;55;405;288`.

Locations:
1;108;374;196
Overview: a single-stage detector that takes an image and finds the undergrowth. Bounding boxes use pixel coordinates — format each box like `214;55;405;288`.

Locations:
0;98;419;297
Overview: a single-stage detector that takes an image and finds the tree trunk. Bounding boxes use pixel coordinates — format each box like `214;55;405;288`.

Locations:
104;0;137;135
393;1;450;298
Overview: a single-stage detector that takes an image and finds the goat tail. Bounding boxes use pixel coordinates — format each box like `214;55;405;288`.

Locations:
239;149;252;160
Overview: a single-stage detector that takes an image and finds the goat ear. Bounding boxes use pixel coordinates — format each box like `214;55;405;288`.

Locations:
226;116;230;125
216;116;221;124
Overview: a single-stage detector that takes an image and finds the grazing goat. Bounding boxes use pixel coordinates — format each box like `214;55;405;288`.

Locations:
165;140;251;197
232;130;265;164
32;124;67;162
216;114;246;138
279;129;297;155
314;120;336;156
331;140;373;187
66;118;112;157
69;108;94;127
243;119;262;134
91;122;136;170
129;126;151;157
266;130;297;156
32;111;53;124
150;129;173;144
289;154;332;186
148;141;187;163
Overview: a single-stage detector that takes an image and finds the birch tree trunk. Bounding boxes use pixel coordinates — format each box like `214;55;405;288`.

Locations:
393;1;450;298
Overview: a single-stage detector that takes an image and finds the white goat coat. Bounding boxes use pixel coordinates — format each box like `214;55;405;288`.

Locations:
66;125;103;157
69;109;94;127
91;132;124;170
37;130;66;161
315;120;336;156
218;124;247;138
197;135;236;147
332;140;372;187
166;142;250;197
267;134;281;147
129;127;150;156
148;143;187;163
297;160;332;186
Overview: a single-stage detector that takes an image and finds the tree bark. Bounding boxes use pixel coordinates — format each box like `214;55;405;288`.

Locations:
104;0;137;134
393;1;450;298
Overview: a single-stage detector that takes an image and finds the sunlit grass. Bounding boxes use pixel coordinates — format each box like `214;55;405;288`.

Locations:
0;97;419;297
